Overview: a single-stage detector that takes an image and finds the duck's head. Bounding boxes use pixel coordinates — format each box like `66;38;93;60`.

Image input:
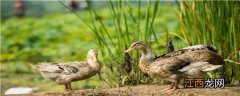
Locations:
87;49;101;71
87;49;98;61
125;41;147;53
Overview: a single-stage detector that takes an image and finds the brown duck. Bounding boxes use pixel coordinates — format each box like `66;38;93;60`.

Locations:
32;49;101;91
125;41;224;94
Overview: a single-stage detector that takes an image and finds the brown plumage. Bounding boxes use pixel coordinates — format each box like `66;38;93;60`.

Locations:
32;49;101;91
125;41;224;94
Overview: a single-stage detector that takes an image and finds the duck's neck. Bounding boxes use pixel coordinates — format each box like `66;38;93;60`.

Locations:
139;47;152;73
87;56;101;72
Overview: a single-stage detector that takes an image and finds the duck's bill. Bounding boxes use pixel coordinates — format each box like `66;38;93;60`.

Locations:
125;48;134;53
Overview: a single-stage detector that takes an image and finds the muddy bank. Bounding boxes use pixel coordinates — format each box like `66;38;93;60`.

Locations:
14;84;240;96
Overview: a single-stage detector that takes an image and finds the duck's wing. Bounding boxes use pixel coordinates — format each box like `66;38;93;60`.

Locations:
34;62;88;74
182;45;217;52
165;58;190;74
151;57;189;74
154;50;185;59
179;62;222;77
154;45;218;60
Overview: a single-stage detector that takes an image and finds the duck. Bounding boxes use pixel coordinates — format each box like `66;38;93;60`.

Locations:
32;49;101;91
125;41;224;94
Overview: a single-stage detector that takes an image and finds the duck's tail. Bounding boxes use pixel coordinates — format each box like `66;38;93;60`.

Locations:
179;62;222;77
32;62;62;73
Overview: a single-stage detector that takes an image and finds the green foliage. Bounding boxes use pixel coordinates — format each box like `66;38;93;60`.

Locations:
174;1;240;83
88;0;159;86
1;2;177;93
2;0;238;94
65;0;179;87
1;14;99;62
1;14;99;94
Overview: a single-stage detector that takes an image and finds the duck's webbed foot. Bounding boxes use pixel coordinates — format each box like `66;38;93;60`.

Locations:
163;81;179;95
163;86;179;94
160;82;174;92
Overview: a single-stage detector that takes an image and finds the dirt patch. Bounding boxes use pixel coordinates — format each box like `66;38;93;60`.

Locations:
12;84;240;96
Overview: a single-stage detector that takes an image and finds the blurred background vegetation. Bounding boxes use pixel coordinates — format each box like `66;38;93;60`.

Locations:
1;0;239;95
